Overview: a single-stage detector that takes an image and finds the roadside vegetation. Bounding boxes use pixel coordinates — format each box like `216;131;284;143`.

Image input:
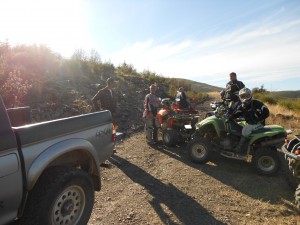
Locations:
0;41;212;108
253;85;300;114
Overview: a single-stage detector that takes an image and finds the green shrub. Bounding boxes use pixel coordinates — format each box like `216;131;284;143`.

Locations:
278;98;300;112
253;93;277;105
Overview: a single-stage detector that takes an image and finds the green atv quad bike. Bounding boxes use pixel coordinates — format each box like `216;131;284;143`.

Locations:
187;104;290;175
281;135;300;209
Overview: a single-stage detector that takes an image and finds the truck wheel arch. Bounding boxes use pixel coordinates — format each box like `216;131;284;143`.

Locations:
27;139;101;192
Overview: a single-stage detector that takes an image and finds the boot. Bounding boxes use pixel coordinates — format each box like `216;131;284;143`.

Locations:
146;127;153;144
234;136;248;153
153;127;158;143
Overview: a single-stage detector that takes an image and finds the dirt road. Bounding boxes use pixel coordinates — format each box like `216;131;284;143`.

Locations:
88;131;300;225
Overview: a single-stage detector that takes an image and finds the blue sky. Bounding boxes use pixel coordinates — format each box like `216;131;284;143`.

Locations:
1;0;300;91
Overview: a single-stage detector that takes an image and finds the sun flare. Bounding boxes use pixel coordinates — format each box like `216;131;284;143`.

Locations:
0;0;91;56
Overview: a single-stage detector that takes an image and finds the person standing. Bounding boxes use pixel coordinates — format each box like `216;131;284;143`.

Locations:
224;72;245;111
92;77;117;122
176;87;189;109
143;84;161;145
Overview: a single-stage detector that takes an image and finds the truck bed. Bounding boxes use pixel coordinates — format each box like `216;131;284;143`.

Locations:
13;110;112;145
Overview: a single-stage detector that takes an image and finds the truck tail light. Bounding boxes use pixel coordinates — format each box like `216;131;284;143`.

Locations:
112;124;116;142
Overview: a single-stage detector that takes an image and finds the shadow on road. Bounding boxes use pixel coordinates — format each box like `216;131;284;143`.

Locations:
110;154;225;225
152;142;297;210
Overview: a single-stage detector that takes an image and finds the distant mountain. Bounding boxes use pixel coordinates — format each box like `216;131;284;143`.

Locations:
174;78;223;93
271;90;300;98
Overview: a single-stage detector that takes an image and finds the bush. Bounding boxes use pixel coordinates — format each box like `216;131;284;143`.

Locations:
253;93;277;105
278;98;300;113
0;70;32;107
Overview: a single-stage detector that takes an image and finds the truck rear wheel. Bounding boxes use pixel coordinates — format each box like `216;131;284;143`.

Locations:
20;166;94;225
187;136;212;164
162;129;178;147
252;148;280;176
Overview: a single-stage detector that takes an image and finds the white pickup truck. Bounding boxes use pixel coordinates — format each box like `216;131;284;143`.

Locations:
0;96;115;225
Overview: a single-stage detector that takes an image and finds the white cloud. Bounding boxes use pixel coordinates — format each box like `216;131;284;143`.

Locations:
107;18;300;90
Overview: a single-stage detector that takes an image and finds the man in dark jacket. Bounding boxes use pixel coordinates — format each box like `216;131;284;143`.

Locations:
232;87;270;153
176;87;189;109
92;77;117;120
224;72;245;111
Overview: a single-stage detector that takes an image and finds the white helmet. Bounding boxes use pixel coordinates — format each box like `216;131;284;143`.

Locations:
161;98;172;107
238;87;252;105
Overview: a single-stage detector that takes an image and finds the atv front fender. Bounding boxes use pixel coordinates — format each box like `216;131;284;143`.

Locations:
195;116;225;137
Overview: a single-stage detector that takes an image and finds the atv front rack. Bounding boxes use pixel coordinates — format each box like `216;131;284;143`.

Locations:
281;136;300;160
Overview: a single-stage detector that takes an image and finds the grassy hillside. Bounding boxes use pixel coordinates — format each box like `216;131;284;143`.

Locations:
173;78;223;93
272;90;300;99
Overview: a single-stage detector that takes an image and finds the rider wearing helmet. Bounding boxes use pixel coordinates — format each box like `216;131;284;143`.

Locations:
231;87;270;153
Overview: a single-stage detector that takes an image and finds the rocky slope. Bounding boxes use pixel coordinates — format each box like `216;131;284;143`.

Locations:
26;75;204;133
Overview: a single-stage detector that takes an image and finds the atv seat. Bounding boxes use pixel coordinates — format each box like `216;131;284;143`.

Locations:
251;127;272;134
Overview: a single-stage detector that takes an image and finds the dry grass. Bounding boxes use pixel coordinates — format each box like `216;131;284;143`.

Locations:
208;92;222;101
266;103;300;136
266;103;300;118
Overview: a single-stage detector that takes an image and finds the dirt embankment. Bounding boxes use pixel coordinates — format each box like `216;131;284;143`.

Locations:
88;101;300;225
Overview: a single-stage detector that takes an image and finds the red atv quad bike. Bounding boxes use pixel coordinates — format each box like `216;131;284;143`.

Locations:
157;98;200;147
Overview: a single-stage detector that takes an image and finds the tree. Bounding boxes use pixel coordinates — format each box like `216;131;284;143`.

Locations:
116;62;137;76
0;70;32;107
252;85;267;94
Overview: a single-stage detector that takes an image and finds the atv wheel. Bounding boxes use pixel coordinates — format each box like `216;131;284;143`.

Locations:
187;136;212;163
295;184;300;210
252;148;280;176
288;157;300;179
162;129;178;147
20;166;94;225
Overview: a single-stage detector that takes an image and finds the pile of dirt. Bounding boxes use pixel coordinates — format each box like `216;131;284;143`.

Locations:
27;75;170;133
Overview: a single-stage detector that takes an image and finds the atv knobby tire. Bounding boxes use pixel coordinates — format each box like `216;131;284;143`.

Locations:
187;136;212;164
295;184;300;210
20;166;94;225
288;157;300;179
163;129;178;147
252;148;280;176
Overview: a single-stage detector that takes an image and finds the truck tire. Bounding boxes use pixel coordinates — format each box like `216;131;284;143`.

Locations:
162;129;178;147
20;166;94;225
252;148;280;176
295;184;300;210
187;136;212;164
